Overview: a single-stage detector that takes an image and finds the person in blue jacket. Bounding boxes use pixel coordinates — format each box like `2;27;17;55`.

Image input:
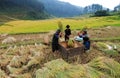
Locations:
83;37;90;51
52;29;62;52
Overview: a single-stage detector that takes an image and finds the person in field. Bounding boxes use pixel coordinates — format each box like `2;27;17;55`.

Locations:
64;25;71;41
83;36;90;51
74;30;89;42
52;29;62;52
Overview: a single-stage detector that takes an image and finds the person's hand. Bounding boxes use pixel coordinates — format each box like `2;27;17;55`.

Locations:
59;32;62;37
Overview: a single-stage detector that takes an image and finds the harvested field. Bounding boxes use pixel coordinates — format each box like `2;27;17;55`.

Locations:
0;26;120;78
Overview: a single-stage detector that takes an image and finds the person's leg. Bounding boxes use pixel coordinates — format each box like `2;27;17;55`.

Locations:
52;44;56;52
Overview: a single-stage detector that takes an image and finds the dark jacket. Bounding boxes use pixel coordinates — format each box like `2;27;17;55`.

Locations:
52;33;59;45
65;29;71;36
65;28;71;41
83;37;90;50
52;31;60;52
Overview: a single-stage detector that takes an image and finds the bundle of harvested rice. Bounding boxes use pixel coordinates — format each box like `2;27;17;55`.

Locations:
7;65;24;74
94;42;119;56
87;57;120;78
5;46;19;55
35;57;120;78
9;55;29;68
9;55;22;68
19;46;31;56
9;73;32;78
0;54;13;67
2;36;16;44
0;69;6;78
23;58;39;70
33;52;45;62
83;65;111;78
67;39;74;48
44;59;70;71
35;59;86;78
36;67;54;78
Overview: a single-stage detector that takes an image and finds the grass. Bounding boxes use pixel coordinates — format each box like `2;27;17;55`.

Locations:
0;15;120;34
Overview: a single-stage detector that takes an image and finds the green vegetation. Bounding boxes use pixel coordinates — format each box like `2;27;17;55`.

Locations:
0;15;120;34
94;10;109;16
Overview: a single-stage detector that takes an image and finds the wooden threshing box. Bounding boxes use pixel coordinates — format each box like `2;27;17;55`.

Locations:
59;41;85;60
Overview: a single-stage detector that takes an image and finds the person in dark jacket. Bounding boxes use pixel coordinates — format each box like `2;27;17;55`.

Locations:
83;37;90;51
52;29;61;52
65;25;71;41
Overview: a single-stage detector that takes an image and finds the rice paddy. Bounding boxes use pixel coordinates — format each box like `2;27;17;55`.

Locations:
0;15;120;34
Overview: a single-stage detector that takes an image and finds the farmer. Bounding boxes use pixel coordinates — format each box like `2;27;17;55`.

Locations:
74;30;89;42
65;25;71;41
52;29;62;52
83;37;90;51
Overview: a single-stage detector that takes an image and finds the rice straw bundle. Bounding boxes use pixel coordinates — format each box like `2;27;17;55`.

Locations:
7;65;24;74
0;69;6;78
10;73;32;78
87;57;120;78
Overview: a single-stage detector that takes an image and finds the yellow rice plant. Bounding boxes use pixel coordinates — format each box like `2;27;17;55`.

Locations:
7;65;24;74
87;57;120;78
0;69;6;78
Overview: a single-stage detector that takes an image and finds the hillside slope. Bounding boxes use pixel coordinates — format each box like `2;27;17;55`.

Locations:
0;0;49;20
40;0;83;17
